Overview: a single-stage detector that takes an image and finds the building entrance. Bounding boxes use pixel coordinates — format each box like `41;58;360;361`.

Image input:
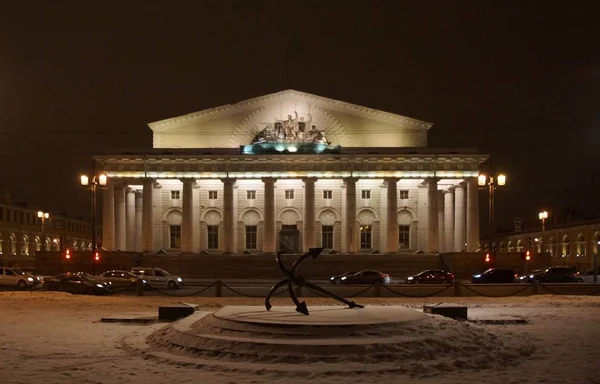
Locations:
279;225;300;254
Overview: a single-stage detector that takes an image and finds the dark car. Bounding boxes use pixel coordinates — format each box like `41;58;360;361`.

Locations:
531;266;578;283
406;269;454;284
330;271;357;284
330;270;391;285
44;273;110;295
515;269;544;284
471;268;517;284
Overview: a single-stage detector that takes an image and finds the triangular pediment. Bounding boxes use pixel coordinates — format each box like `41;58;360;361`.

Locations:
148;90;433;149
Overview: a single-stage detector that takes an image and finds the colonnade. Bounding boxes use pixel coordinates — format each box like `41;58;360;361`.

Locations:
101;177;479;254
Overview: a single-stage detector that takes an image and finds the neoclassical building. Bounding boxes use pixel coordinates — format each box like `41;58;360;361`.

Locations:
97;90;487;254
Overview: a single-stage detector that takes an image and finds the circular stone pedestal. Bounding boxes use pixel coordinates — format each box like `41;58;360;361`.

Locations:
126;305;533;377
213;305;426;326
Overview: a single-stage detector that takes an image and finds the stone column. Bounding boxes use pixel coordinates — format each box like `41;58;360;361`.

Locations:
115;185;127;251
437;190;445;253
303;178;317;252
102;182;115;251
181;179;194;253
126;188;135;251
262;178;276;253
454;183;466;252
222;178;236;253
344;177;358;254
385;178;399;253
417;183;428;251
134;191;143;252
152;182;163;252
466;178;480;252
141;179;154;252
192;184;201;253
427;178;439;252
444;189;455;252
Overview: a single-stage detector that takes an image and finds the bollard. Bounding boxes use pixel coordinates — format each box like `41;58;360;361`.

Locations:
532;280;540;295
295;286;302;298
453;280;461;297
136;279;143;296
374;281;382;297
215;280;222;297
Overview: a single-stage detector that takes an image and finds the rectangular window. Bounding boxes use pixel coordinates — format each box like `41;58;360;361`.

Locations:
399;225;410;249
361;190;371;199
323;190;332;199
245;225;257;249
400;190;409;199
207;225;219;249
209;191;218;200
360;225;372;249
247;190;256;200
322;225;334;249
169;225;181;249
285;190;294;199
171;191;180;199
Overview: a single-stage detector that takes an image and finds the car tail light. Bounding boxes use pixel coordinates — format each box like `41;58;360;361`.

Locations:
450;273;455;279
514;274;518;278
382;274;389;278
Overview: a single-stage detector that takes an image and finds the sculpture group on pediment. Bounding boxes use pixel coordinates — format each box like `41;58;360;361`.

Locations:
252;111;330;145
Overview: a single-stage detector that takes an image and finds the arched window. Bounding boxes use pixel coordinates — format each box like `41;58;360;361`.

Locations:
507;241;514;252
499;241;506;252
549;237;556;257
562;235;570;257
516;240;524;252
577;234;586;257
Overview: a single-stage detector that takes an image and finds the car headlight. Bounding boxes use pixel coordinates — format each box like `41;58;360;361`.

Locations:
142;280;148;284
96;284;104;288
341;276;347;280
407;276;413;280
474;274;481;278
176;277;183;282
27;277;34;282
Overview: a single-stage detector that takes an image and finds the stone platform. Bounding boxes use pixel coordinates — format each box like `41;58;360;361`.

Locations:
213;305;425;326
120;305;533;376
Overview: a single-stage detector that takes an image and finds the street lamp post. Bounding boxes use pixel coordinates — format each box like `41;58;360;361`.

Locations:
37;211;49;252
80;173;107;275
538;211;548;254
478;172;507;259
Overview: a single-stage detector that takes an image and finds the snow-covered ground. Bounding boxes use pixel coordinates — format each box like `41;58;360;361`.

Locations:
1;292;599;384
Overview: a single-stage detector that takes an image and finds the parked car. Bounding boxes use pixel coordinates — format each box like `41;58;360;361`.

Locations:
0;267;38;289
471;268;517;284
44;273;110;295
329;270;391;285
131;267;183;289
330;271;358;284
575;270;600;283
95;270;146;287
515;269;544;284
531;266;579;283
406;269;454;284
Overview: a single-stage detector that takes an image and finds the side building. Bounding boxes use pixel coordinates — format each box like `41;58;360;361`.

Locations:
96;90;488;255
0;202;94;265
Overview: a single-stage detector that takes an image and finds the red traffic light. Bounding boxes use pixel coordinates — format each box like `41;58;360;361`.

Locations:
65;248;71;259
525;250;531;261
485;253;491;263
94;251;100;261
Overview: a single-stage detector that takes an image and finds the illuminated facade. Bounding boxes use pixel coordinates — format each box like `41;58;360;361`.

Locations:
96;90;487;254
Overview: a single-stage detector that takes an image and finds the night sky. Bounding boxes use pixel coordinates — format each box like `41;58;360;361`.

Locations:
1;1;599;232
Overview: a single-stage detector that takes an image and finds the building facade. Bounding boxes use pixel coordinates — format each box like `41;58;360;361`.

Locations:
0;202;93;259
489;220;600;267
97;90;487;254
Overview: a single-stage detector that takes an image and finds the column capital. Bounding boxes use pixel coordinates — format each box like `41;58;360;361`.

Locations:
343;177;359;184
261;177;277;184
220;177;237;184
384;177;399;184
444;187;455;194
302;177;318;184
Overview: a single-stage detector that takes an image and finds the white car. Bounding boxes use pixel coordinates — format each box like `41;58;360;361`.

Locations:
0;267;38;289
131;267;183;289
575;271;600;283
